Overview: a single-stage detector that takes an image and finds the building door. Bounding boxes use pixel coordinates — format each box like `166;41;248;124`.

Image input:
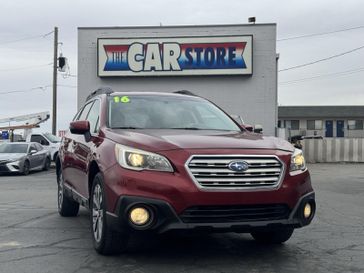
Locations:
325;120;333;137
336;120;344;137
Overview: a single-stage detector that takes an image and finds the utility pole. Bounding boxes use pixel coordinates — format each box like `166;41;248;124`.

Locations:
52;27;58;136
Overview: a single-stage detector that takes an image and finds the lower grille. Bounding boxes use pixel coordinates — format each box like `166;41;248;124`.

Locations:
0;165;9;172
180;204;290;223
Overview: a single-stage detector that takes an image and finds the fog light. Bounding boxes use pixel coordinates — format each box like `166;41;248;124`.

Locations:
303;203;312;219
129;207;150;226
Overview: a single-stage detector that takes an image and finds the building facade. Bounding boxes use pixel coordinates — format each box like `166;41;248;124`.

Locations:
78;24;278;136
278;106;364;138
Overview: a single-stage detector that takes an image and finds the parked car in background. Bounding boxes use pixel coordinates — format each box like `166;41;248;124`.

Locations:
57;89;315;255
0;142;51;175
26;132;61;161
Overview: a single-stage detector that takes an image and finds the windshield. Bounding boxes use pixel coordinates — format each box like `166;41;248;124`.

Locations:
44;133;61;143
108;95;241;131
0;143;28;153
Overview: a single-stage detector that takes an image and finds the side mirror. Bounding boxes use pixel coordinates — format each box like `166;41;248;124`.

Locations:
70;120;91;141
244;124;253;132
29;149;37;155
253;124;263;134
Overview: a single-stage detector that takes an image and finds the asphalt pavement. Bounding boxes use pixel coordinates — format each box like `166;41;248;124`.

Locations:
0;164;363;273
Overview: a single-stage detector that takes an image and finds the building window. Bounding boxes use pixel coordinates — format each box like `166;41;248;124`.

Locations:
290;120;300;130
307;120;323;130
347;120;363;130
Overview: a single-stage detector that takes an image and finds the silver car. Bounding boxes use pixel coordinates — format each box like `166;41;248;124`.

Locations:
0;142;51;175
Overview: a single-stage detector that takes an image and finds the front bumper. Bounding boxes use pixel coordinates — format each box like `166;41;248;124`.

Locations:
103;149;315;233
0;161;21;173
106;192;316;234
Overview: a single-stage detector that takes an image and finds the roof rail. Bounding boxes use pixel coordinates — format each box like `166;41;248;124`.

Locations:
173;90;197;96
86;87;114;101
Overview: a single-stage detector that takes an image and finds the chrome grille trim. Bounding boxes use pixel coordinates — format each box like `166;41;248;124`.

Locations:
185;155;285;191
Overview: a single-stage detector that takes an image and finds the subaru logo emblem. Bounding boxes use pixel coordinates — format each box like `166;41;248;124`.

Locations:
228;161;249;172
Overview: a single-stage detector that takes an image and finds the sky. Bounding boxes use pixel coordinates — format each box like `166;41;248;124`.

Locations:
0;0;363;134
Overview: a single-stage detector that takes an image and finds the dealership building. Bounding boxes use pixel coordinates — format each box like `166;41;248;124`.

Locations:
78;24;278;135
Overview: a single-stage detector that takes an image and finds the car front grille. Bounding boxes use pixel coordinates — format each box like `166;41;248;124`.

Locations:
180;204;290;223
186;155;284;190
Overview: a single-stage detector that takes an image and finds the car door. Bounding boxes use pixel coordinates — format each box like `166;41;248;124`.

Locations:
28;144;42;169
34;143;47;168
82;99;102;199
72;99;101;199
64;101;94;198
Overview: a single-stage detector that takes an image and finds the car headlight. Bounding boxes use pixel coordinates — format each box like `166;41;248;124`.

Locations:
115;144;173;172
290;149;306;173
6;159;19;164
10;160;20;165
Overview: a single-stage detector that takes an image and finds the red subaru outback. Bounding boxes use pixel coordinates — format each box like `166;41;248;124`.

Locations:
56;88;315;255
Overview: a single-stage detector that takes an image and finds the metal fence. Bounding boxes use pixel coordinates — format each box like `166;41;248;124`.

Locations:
302;138;364;163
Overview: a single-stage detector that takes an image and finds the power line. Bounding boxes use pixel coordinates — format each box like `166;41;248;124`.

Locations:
0;63;52;72
0;85;51;96
0;31;53;46
0;83;77;96
279;67;364;85
277;25;364;41
279;44;364;72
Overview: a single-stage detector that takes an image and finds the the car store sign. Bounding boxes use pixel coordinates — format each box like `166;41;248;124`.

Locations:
97;36;252;77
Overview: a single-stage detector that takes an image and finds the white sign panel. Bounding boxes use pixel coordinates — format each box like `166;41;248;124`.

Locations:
97;36;253;77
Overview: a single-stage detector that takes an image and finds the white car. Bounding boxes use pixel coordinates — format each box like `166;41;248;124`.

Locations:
26;133;60;161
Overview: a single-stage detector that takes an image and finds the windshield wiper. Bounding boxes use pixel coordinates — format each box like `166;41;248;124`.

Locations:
111;126;142;129
170;127;201;130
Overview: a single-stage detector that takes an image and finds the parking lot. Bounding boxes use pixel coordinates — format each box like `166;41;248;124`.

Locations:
0;164;363;273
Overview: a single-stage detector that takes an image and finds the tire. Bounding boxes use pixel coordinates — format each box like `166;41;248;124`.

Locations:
53;152;58;162
22;160;30;176
57;169;79;217
251;227;294;244
43;157;51;171
91;173;129;255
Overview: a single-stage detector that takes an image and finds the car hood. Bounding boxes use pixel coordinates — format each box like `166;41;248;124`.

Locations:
0;153;26;161
105;129;294;153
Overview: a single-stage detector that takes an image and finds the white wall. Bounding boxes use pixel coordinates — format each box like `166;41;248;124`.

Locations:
303;138;364;163
78;24;277;136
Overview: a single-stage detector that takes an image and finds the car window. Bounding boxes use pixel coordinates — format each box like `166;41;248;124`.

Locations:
43;133;61;143
86;100;100;133
35;143;44;151
29;144;37;153
30;135;49;146
73;107;83;121
78;101;94;121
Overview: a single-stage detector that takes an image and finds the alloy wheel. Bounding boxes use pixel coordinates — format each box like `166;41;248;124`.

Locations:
23;161;30;175
58;173;64;209
92;184;103;243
